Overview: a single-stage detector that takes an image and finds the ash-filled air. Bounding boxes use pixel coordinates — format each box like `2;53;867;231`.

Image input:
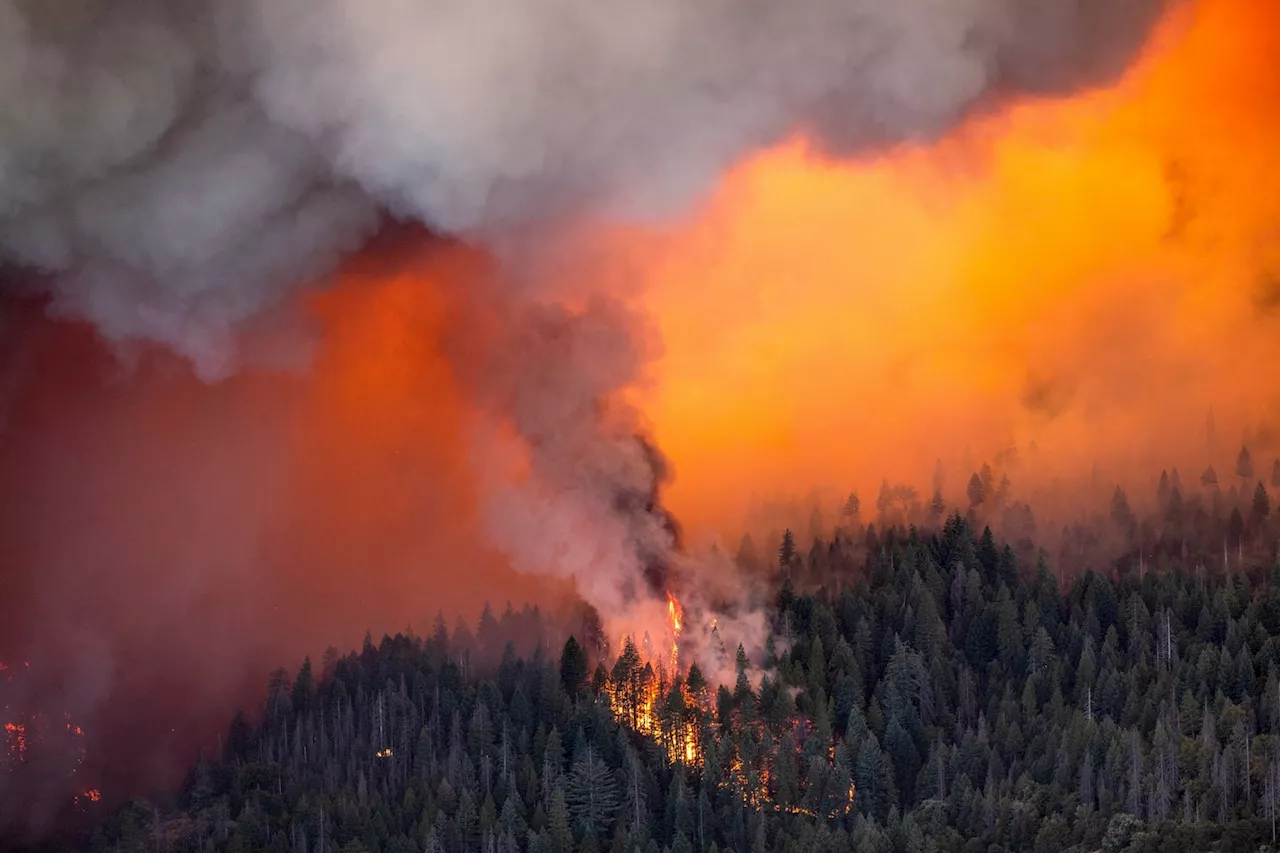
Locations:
4;0;1259;838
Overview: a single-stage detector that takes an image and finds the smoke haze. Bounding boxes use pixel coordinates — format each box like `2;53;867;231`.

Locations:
7;0;1279;839
3;0;1166;368
618;0;1280;539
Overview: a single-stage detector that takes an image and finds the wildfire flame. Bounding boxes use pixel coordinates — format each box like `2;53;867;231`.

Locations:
2;660;97;817
667;592;683;670
4;722;27;763
73;789;102;807
604;592;702;766
602;603;854;816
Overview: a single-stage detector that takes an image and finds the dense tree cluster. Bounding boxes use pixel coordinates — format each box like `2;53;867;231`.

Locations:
37;451;1280;853
756;449;1280;593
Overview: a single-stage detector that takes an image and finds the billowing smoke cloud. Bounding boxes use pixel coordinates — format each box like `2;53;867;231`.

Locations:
447;286;773;687
0;0;1177;835
3;0;1168;370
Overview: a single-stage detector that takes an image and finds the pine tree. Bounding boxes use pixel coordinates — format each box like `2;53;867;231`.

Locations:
1254;482;1271;526
546;788;574;853
1110;486;1135;531
876;480;895;522
610;640;644;729
967;474;986;509
778;530;797;574
559;637;587;696
854;733;896;820
929;489;946;520
565;746;619;838
1239;445;1256;482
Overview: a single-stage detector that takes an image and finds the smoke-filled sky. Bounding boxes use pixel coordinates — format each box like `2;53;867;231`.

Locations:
626;0;1280;535
1;0;1278;832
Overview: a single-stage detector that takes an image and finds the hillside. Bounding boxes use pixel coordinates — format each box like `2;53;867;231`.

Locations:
34;500;1280;853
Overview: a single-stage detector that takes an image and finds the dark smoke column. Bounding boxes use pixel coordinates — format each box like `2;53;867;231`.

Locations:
452;291;684;630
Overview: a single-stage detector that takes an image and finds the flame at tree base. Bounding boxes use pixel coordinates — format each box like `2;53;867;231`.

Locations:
604;592;703;767
2;659;102;828
602;595;854;818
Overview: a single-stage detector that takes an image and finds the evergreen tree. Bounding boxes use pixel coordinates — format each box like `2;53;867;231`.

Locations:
967;474;986;509
854;734;896;820
929;490;946;521
565;746;619;838
1110;487;1135;532
559;637;588;696
778;530;797;573
67;482;1280;853
546;788;574;853
1253;482;1271;526
1238;445;1255;482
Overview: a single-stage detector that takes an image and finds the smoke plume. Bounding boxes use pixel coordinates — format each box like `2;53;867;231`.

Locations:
3;0;1167;369
0;0;1186;836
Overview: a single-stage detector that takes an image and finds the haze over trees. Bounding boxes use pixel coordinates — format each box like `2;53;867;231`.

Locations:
37;448;1280;853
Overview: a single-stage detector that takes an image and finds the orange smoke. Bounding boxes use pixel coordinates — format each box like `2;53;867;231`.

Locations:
284;0;1280;616
577;0;1280;537
273;242;567;653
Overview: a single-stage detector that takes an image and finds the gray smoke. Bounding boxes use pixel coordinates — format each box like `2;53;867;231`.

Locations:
455;292;673;615
2;0;1168;371
0;0;1170;683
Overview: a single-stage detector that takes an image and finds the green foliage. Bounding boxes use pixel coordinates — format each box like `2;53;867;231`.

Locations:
565;746;618;838
63;499;1280;853
559;637;587;696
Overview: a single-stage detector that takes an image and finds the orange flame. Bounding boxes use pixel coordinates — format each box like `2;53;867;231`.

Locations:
666;592;683;671
4;722;26;762
604;596;702;766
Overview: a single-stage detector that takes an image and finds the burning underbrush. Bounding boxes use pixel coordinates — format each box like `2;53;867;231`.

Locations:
1;660;102;834
601;592;855;819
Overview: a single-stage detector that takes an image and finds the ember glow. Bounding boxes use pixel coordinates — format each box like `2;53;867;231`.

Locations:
1;660;93;815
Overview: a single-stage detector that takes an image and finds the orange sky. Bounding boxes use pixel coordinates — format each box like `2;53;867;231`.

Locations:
294;0;1280;577
3;0;1277;808
584;0;1280;537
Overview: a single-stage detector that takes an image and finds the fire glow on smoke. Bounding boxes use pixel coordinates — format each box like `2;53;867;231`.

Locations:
0;0;1277;833
604;592;701;767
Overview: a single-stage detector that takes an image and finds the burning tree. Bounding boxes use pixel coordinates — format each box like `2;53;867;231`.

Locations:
598;591;854;821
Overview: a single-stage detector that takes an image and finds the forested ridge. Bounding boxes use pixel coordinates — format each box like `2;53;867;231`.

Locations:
37;456;1280;853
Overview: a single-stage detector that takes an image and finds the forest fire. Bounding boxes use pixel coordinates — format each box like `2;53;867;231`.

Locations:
1;0;1278;844
603;591;704;766
4;722;27;763
602;594;855;819
73;789;102;806
1;659;93;806
667;593;682;670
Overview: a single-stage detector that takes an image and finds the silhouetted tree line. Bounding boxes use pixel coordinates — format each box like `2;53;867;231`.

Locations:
748;449;1280;594
33;453;1280;853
